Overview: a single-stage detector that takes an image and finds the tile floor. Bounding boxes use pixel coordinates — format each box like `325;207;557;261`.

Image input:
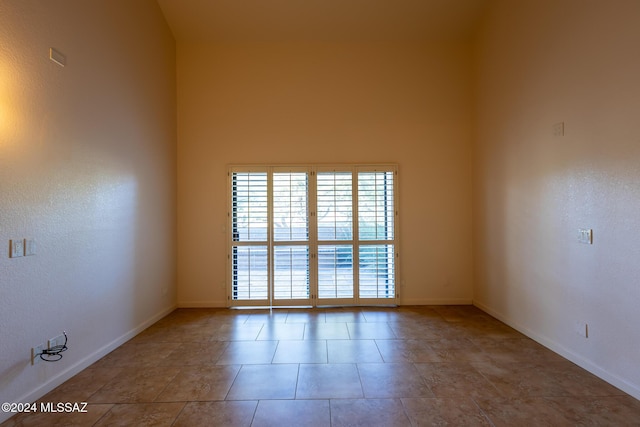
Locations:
4;306;640;426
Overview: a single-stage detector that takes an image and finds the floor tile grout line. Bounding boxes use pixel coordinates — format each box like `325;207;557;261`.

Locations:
167;401;188;427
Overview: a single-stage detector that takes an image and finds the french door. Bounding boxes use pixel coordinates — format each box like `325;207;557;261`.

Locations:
228;165;397;307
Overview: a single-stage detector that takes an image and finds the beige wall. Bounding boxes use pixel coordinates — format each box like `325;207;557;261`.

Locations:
0;0;176;415
177;41;474;306
474;0;640;398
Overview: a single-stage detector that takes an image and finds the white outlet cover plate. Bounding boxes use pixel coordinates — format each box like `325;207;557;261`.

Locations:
31;344;44;365
48;334;66;349
24;238;36;256
553;122;565;136
10;239;25;258
578;228;592;244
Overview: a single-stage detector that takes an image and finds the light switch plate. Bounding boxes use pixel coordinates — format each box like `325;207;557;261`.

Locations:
553;122;565;137
49;47;66;67
24;238;36;256
578;228;593;244
10;239;24;258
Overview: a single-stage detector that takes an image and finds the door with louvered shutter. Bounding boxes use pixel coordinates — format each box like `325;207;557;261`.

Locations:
316;170;356;305
228;165;397;307
271;168;311;305
230;170;269;303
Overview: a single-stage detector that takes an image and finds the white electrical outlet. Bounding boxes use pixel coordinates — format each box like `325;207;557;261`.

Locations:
31;344;44;365
48;333;66;350
24;238;36;256
10;239;25;258
553;122;565;137
578;228;593;244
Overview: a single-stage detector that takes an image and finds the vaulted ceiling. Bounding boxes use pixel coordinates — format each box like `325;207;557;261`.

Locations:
157;0;489;43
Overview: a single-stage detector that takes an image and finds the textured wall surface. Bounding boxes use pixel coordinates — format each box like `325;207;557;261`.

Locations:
474;0;640;399
176;41;474;306
0;1;176;418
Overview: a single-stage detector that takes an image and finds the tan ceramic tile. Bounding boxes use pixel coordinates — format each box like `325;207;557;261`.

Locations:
92;341;181;368
346;322;396;339
537;361;626;397
461;322;524;340
360;309;406;323
431;305;489;322
545;395;640;425
285;310;326;323
216;340;278;364
272;340;327;363
194;309;249;326
304;323;350;340
42;367;124;402
88;366;181;403
297;364;363;399
387;322;445;340
375;339;441;363
423;338;493;363
474;397;572;426
331;398;412;427
226;364;299;400
257;322;305;340
471;361;571;398
401;397;492;426
135;322;218;343
252;399;330;427
391;308;437;323
245;311;289;323
413;362;502;399
155;365;240;401
430;322;479;340
93;402;184;427
470;337;567;364
157;341;228;366
324;310;367;323
327;339;383;363
358;363;434;398
172;401;257;427
398;306;442;319
210;323;264;341
424;338;478;351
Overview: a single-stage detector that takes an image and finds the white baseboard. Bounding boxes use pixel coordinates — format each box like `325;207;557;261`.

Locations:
473;299;640;401
401;298;473;305
177;300;228;308
0;304;176;424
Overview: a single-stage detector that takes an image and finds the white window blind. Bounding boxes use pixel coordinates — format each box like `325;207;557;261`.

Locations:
317;172;353;241
358;171;395;241
232;172;268;242
273;172;309;241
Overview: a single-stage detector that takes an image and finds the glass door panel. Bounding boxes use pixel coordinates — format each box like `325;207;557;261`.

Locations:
230;171;269;305
271;170;310;305
274;245;309;300
316;171;355;304
318;244;354;299
357;170;396;302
